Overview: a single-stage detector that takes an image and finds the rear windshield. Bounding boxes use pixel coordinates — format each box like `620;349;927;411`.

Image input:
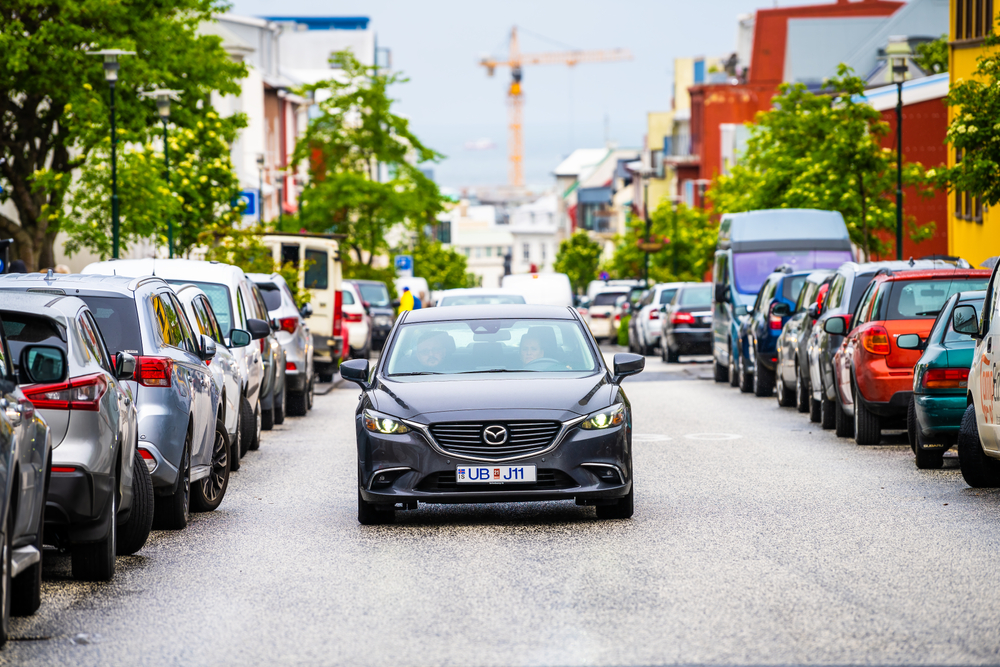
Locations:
358;283;390;307
679;286;712;307
732;250;853;295
659;289;678;305
167;281;233;334
885;278;989;320
593;292;628;306
257;283;283;311
782;275;808;303
77;296;143;355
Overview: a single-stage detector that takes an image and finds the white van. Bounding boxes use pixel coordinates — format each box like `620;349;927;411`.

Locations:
394;276;431;308
501;273;573;307
261;234;343;382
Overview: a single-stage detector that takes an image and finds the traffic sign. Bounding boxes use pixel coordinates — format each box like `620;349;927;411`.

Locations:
395;254;413;277
238;190;257;217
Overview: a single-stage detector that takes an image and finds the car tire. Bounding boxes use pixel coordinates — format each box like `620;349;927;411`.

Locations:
713;356;728;382
274;384;286;425
957;403;1000;487
0;506;10;647
853;381;881;446
660;341;668;362
116;448;154;556
287;389;308;417
230;411;242;473
261;391;275;431
153;436;190;530
72;470;116;581
834;393;853;438
776;375;795;407
239;395;253;458
596;484;634;520
318;373;334;383
809;398;822;423
358;490;395;525
728;348;739;386
738;354;753;394
753;362;774;397
906;396;919;455
820;397;836;429
668;347;680;364
11;458;47;616
192;421;230;512
796;369;810;414
248;400;262;451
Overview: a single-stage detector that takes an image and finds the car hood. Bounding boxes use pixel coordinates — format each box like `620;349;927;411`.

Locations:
369;373;617;422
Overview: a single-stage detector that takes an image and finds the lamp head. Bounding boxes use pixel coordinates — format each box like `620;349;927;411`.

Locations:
140;89;182;119
257;154;266;169
86;49;135;83
885;36;912;84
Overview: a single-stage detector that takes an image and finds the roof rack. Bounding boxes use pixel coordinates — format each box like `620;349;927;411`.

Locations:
874;267;894;278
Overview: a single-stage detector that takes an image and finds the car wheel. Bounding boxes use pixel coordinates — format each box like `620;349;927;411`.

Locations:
153;436;189;530
776;373;795;407
239;395;253;458
809;398;822;423
957;403;1000;487
72;469;117;581
116;448;154;556
753;362;774;397
192;420;231;512
0;506;10;647
11;462;46;616
713;354;728;382
738;354;753;394
853;380;881;446
727;348;739;386
230;411;242;473
261;391;275;431
796;368;810;414
596;483;634;520
906;396;918;455
820;397;836;430
834;393;853;438
287;389;308;417
660;341;668;362
248;400;262;451
668;347;680;364
274;385;286;425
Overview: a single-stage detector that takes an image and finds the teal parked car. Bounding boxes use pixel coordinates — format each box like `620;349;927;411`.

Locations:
901;290;985;469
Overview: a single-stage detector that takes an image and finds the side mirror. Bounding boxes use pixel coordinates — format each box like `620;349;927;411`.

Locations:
246;318;271;340
807;303;820;319
771;302;792;318
952;304;980;337
363;300;371;313
391;298;401;309
611;352;644;384
115;352;136;381
299;303;313;319
824;316;848;335
896;333;925;351
269;318;281;333
340;359;371;390
199;334;217;361
229;329;252;348
19;345;68;384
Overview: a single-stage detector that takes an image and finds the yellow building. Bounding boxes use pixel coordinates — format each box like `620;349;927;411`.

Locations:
948;0;999;265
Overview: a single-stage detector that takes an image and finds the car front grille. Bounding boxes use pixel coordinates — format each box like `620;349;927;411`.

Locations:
416;469;577;492
428;421;561;459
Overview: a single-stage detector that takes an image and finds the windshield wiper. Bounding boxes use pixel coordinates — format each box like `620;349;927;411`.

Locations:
391;371;443;376
456;369;531;374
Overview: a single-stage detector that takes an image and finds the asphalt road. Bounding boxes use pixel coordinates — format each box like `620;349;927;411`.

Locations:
5;351;1000;666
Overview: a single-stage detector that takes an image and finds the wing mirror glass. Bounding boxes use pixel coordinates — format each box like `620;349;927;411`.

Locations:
340;359;371;390
895;333;925;351
246;318;271;340
824;316;847;335
115;351;136;380
19;344;68;384
770;302;791;318
612;353;644;384
229;329;252;348
952;304;980;337
734;305;748;317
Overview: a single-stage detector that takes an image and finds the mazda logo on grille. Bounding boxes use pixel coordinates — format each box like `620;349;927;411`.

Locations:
483;425;508;445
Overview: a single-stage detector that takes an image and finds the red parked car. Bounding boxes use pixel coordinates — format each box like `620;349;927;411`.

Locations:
825;267;990;445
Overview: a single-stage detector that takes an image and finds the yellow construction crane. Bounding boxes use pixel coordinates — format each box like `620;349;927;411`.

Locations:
479;27;633;187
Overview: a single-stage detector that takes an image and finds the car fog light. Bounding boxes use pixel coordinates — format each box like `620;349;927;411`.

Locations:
584;464;623;484
363;409;410;434
581;404;625;430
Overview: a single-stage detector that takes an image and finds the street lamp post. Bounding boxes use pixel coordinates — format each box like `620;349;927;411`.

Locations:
671;197;679;277
888;38;911;261
87;49;134;260
257;154;265;226
141;89;182;257
643;181;651;288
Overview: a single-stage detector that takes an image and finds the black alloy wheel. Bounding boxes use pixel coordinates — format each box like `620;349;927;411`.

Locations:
192;421;231;511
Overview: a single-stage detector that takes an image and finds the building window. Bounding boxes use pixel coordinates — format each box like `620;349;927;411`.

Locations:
957;0;994;39
541;243;547;262
486;246;492;258
436;221;451;244
523;243;530;261
476;247;482;258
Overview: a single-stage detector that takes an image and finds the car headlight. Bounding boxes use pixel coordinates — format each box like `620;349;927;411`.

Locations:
363;409;410;434
581;403;625;430
375;315;392;327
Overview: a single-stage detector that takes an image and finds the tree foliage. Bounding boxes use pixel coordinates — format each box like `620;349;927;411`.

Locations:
710;66;935;259
410;238;474;291
0;0;246;269
554;231;602;294
200;226;311;308
601;204;716;283
293;51;445;266
915;35;948;74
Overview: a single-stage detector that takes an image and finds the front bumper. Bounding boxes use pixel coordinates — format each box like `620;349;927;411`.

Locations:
358;416;631;506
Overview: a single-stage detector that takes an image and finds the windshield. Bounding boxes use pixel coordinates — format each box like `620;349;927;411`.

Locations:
168;280;233;334
679;286;712;307
593;292;628;306
358;283;390;307
732;250;853;295
886;278;989;320
77;295;143;355
385;319;598;375
439;294;526;306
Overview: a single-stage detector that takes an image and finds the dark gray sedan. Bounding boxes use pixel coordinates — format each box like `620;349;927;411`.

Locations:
341;305;643;524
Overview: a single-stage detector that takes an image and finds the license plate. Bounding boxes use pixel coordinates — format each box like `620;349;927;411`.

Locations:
699;317;711;325
456;464;537;483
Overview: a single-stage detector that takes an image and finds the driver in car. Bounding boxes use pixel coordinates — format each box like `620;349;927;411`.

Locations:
413;330;453;371
519;332;546;366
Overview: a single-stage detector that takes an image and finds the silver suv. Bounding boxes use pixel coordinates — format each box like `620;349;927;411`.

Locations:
0;290;149;580
249;272;314;416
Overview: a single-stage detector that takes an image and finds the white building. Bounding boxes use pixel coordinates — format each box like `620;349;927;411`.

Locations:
441;202;513;289
507;194;558;274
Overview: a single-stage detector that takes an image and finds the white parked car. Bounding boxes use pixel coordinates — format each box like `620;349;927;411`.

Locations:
342;281;372;359
628;282;686;355
437;288;526;306
587;289;630;343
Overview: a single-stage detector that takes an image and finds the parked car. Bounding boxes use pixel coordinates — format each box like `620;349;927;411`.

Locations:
175;283;251;480
20;272;233;529
339;304;644;524
902;290;984;469
342;281;373;359
587;289;630;344
248;281;287;430
0;309;52;643
586;278;641;302
0;292;149;582
84;259;273;453
734;267;812;397
712;208;853;383
775;270;833;413
628;282;684;355
826;267;990;445
436;288;526;306
249;273;315;417
660;283;713;362
348;279;394;350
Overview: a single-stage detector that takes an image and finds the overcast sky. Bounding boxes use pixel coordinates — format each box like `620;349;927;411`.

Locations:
230;0;817;190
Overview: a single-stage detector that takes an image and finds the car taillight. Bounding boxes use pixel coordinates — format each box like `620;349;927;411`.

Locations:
279;317;298;334
138;448;157;473
344;312;363;323
860;326;891;355
135;356;173;387
671;311;695;325
648;310;660;320
922;368;969;389
286;361;298;371
22;373;108;411
769;312;783;330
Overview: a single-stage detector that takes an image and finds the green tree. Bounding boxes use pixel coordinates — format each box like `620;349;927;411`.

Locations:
293;51;445;266
710;66;934;259
554;231;602;294
200;226;312;308
602;204;716;283
915;35;948;74
411;239;474;291
0;0;246;269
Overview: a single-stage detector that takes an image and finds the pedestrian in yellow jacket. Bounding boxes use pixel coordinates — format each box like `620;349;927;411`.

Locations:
398;287;414;315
